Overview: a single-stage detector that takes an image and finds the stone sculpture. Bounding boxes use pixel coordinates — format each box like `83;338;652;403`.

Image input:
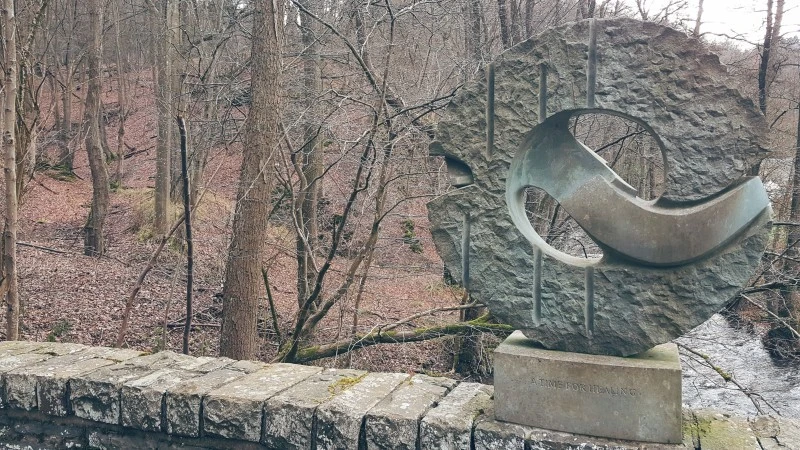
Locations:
428;18;771;356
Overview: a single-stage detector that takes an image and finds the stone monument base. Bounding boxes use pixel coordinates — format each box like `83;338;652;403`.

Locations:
494;331;682;444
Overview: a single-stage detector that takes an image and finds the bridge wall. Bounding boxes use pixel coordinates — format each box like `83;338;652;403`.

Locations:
0;341;795;449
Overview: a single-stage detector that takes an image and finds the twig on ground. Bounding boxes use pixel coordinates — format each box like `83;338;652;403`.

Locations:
17;242;68;254
166;322;220;328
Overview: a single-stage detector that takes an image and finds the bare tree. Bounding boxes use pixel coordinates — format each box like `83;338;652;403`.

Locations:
497;0;512;49
112;0;128;185
758;0;784;116
2;0;19;340
692;0;703;38
295;0;323;308
150;0;174;237
83;0;108;256
219;0;283;360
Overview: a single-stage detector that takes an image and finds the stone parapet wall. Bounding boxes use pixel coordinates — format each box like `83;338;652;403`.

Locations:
0;341;796;449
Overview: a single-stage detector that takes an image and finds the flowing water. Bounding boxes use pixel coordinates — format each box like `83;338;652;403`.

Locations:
677;314;800;418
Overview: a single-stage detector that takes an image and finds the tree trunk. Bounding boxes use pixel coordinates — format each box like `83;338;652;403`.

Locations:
508;0;523;44
54;0;75;171
153;0;172;237
757;0;773;117
757;0;783;117
83;0;109;257
464;0;482;75
751;0;783;176
2;0;20;340
219;0;282;360
60;51;73;170
524;0;535;38
167;0;183;202
497;0;511;49
693;0;704;37
296;0;323;308
113;0;127;186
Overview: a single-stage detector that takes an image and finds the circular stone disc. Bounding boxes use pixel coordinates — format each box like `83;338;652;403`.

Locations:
428;18;771;356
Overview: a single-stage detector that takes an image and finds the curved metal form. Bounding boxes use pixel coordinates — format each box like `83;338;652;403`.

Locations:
506;109;771;267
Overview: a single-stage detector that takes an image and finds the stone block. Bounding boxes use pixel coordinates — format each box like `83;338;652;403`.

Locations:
121;364;224;432
749;415;800;450
0;341;52;358
71;351;229;425
5;346;139;412
0;341;88;405
203;363;321;442
474;408;530;450
0;352;64;407
494;332;682;444
71;352;180;424
419;382;493;450
526;411;695;450
263;368;366;449
364;374;457;450
165;362;266;437
38;347;143;416
315;372;408;450
690;409;760;450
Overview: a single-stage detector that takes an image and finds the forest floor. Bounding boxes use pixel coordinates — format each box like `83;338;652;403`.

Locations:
2;73;475;378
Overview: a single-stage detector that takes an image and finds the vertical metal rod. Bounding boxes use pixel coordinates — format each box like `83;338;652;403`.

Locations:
486;63;495;156
538;63;547;124
533;248;542;325
584;266;595;336
461;212;471;290
533;62;547;325
586;18;597;108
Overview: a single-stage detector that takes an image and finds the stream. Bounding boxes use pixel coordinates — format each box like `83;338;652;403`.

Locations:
677;314;800;418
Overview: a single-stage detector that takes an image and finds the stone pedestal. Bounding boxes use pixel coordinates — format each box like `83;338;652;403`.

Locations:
494;331;682;444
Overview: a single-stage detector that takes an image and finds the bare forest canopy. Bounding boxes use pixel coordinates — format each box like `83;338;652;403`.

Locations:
0;0;796;384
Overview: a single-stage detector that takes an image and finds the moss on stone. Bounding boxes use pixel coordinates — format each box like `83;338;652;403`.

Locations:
328;373;367;396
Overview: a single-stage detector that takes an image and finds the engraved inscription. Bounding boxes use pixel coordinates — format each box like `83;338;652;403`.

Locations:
535;378;641;397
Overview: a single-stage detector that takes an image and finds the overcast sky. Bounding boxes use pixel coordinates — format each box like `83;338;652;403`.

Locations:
639;0;800;45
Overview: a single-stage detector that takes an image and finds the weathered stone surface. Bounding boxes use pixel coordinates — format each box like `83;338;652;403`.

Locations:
474;408;530;450
749;415;800;450
0;341;54;358
419;382;493;450
527;429;640;449
203;363;321;442
690;409;760;449
0;345;76;407
39;347;142;416
165;360;267;437
262;368;366;449
70;350;212;424
5;346;138;412
428;18;770;356
315;372;408;450
525;410;695;449
86;428;269;450
495;332;682;443
30;342;88;356
121;356;231;432
365;374;457;450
